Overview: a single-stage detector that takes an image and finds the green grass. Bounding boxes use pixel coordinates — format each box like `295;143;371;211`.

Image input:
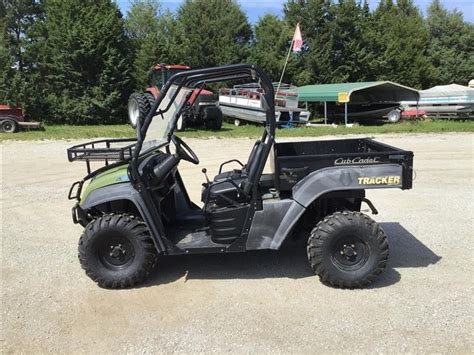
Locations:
1;119;473;142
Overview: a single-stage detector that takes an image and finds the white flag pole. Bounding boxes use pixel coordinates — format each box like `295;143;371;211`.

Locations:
276;37;294;98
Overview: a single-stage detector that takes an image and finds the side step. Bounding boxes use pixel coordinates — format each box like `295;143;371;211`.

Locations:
167;227;229;255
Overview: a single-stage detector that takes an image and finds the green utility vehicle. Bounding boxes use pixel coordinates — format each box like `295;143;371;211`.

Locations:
68;64;414;289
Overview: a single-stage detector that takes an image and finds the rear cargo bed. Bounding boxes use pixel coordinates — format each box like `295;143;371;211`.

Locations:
274;138;413;190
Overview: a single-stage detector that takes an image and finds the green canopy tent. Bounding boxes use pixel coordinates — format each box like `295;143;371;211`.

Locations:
297;81;420;125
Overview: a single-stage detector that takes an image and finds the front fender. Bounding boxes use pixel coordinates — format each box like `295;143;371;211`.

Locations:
80;183;166;253
81;182;142;210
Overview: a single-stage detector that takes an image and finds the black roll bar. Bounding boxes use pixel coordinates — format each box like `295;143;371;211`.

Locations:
130;64;276;186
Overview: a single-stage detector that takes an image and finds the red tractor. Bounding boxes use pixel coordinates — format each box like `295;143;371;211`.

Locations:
0;104;41;133
128;64;222;131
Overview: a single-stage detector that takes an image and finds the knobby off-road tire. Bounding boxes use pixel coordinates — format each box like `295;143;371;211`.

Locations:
78;214;158;289
128;93;151;128
307;211;389;288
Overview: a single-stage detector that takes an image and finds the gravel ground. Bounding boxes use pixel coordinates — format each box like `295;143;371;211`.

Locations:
1;133;473;353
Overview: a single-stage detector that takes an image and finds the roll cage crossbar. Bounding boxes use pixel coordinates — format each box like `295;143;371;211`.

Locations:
130;64;276;186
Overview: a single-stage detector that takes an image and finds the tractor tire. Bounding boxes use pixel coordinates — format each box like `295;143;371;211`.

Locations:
307;211;389;288
78;214;158;289
128;93;151;128
2;119;18;133
144;92;156;107
204;106;223;130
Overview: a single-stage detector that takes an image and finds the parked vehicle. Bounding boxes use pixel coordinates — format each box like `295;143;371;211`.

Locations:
219;83;310;127
68;64;414;289
128;64;222;131
401;84;474;119
327;103;403;123
0;104;41;133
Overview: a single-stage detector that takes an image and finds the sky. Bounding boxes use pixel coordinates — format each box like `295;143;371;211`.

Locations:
116;0;474;23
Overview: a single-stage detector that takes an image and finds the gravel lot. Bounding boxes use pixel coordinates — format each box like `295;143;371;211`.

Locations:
1;133;473;353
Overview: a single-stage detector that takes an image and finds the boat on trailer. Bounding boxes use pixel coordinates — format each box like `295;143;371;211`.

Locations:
402;84;474;119
218;83;310;126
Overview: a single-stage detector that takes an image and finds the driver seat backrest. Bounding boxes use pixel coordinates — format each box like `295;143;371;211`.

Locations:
241;141;266;196
213;140;261;181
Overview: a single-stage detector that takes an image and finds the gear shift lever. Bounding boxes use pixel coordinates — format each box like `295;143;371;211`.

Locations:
202;168;210;184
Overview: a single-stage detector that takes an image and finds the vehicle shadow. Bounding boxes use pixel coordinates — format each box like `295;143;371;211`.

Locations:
367;222;442;289
141;222;441;289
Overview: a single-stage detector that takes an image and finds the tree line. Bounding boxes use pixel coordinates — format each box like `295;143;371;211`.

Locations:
1;0;473;124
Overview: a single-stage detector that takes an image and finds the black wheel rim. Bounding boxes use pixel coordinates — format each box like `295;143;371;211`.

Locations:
331;235;369;271
98;235;135;270
4;122;12;131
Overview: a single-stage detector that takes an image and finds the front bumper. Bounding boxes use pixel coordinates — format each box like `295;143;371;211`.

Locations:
72;203;90;227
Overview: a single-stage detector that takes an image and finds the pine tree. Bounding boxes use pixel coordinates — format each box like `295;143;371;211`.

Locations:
175;0;252;68
427;0;474;85
325;0;375;83
248;15;292;82
372;0;435;88
284;0;333;84
125;0;182;89
39;0;133;124
0;0;44;117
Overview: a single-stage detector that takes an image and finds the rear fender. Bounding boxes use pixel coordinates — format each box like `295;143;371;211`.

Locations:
247;164;403;250
293;164;403;207
80;183;166;253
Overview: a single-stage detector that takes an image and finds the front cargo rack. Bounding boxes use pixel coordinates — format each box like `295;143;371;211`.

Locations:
67;138;137;174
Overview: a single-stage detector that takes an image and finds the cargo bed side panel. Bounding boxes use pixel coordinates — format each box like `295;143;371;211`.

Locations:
292;164;404;208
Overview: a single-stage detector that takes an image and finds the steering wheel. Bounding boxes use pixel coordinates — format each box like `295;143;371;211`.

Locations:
171;135;200;165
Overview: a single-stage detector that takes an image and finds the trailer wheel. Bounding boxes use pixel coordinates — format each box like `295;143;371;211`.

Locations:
387;109;401;123
204;106;223;130
78;214;158;289
2;119;18;133
307;211;389;288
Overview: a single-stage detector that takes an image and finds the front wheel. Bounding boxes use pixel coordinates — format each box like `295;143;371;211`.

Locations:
128;93;151;128
307;211;389;288
176;116;186;131
78;214;158;288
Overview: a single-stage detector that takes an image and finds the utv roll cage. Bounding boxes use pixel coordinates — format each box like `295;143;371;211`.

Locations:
130;63;276;199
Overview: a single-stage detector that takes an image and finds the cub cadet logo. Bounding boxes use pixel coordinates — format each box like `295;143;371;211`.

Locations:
358;176;401;185
335;157;380;165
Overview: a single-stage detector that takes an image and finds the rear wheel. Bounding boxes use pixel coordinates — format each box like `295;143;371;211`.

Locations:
203;106;222;130
128;93;151;128
144;92;155;107
307;211;389;288
2;119;18;133
78;214;158;288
